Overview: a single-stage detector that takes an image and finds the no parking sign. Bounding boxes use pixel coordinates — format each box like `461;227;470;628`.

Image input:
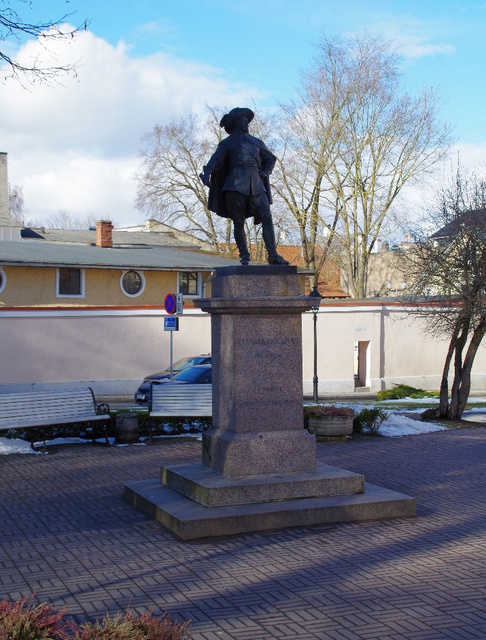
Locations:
164;293;183;315
164;293;177;315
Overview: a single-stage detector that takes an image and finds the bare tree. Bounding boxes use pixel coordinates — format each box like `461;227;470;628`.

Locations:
284;33;452;297
273;74;347;285
136;113;230;252
136;34;451;282
136;107;285;258
27;210;108;229
1;0;88;85
405;166;486;420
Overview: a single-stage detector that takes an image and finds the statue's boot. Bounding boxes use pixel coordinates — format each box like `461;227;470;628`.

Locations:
262;218;289;265
234;224;251;265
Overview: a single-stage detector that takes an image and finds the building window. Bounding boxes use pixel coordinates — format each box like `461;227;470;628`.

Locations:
57;268;84;297
120;270;145;297
0;268;5;294
178;271;199;296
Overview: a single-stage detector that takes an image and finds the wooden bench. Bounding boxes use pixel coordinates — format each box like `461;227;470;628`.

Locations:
150;383;212;417
0;387;111;450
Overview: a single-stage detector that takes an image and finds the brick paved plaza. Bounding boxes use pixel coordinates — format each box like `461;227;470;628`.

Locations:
1;427;486;639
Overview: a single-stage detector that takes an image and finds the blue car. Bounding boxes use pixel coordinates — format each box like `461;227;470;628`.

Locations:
162;364;212;385
134;355;211;403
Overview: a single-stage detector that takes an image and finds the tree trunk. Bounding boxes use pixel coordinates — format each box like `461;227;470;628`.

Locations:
439;338;455;417
449;317;486;419
449;320;470;419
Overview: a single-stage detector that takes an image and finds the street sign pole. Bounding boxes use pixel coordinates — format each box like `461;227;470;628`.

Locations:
169;331;173;381
163;308;179;383
164;294;178;382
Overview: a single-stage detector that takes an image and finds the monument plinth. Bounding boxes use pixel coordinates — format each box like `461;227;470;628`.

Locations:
197;265;315;476
124;266;415;540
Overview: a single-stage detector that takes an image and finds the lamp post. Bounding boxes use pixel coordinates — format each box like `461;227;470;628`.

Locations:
309;284;322;403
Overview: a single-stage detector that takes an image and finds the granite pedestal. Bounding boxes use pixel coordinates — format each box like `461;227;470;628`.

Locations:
124;266;415;540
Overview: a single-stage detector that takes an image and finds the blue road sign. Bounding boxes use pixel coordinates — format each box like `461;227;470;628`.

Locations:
164;317;179;331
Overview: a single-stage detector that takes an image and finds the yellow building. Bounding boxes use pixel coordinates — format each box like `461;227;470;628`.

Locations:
0;220;240;308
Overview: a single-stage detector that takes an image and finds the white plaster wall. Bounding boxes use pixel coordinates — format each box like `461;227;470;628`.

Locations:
382;311;448;384
306;303;486;394
1;302;486;395
0;308;211;395
302;304;383;394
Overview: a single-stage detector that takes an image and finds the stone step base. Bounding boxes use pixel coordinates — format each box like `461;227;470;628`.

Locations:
124;479;416;541
161;461;365;507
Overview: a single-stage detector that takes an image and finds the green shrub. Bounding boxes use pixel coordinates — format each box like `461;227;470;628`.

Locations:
0;596;66;640
376;384;438;401
353;407;388;435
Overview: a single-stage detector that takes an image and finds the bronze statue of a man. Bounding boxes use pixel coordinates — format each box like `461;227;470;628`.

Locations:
200;107;289;266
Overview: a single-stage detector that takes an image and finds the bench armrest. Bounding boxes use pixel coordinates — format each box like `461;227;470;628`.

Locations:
87;387;110;415
96;402;110;415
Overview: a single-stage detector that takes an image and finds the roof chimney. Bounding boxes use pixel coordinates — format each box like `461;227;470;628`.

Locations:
96;220;113;248
0;152;8;220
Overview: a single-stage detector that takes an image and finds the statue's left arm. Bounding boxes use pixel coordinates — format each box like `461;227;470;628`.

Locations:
256;141;276;205
258;141;277;178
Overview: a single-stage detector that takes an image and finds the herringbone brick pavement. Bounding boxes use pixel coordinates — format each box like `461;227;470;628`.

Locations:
1;427;486;639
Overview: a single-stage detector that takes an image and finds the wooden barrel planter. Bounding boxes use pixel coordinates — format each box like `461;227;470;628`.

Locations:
307;415;354;441
304;406;355;442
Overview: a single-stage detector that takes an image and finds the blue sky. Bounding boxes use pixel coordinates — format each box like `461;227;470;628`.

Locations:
1;0;486;226
66;0;486;140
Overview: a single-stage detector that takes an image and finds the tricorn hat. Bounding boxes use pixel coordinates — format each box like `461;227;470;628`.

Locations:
220;107;255;133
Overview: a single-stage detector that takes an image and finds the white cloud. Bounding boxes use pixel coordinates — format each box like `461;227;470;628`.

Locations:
370;17;455;61
401;40;454;59
395;142;486;230
450;141;486;167
0;26;260;226
13;151;142;225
